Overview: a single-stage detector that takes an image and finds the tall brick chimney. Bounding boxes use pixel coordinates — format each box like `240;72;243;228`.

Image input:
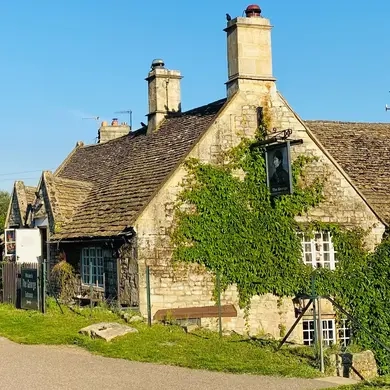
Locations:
98;119;130;143
224;4;276;97
146;59;182;134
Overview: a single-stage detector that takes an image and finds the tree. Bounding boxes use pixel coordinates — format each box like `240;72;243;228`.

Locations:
0;191;10;234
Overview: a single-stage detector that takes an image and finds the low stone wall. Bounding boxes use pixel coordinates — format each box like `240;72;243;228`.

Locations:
330;350;378;381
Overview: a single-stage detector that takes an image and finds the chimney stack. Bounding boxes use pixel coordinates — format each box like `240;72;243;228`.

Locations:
146;59;182;134
98;119;130;143
224;4;276;97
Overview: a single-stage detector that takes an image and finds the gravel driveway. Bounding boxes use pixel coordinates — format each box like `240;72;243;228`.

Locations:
0;337;357;389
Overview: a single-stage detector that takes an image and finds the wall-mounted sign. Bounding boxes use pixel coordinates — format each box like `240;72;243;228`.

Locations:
5;229;16;256
265;141;293;196
21;268;39;310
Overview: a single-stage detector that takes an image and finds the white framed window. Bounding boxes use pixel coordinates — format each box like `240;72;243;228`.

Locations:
322;319;336;346
303;319;315;345
338;319;352;347
302;319;336;346
300;231;337;270
81;247;104;287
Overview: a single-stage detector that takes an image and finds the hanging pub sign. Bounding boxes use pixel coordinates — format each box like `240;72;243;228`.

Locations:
265;141;293;196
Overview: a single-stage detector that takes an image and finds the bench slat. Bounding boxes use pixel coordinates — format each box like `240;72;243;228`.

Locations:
153;304;237;320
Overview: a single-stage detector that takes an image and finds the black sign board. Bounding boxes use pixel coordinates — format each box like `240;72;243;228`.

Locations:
265;141;293;196
21;269;39;310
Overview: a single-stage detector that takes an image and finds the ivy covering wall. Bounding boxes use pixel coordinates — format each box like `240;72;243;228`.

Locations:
171;121;390;373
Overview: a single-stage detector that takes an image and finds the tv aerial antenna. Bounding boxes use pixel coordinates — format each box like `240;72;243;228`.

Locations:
82;116;100;121
114;109;132;128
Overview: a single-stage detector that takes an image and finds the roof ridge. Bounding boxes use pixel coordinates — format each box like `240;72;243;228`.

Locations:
304;119;390;125
54;141;85;176
181;98;227;115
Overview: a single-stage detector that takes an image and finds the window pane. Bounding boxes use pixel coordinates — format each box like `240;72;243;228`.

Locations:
300;231;336;270
80;247;105;287
303;320;315;345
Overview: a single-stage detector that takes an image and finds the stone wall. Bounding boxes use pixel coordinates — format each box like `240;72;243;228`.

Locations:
134;81;385;340
272;94;385;249
330;350;378;381
118;239;139;307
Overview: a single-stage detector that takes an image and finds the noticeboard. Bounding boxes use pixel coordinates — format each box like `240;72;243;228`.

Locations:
21;268;39;310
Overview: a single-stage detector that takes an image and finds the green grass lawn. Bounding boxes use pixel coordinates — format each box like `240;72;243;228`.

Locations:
0;301;322;378
329;376;390;389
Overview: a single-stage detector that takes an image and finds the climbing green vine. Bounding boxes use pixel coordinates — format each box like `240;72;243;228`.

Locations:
171;110;390;373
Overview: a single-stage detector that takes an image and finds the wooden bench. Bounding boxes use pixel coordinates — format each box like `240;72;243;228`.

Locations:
153;304;237;321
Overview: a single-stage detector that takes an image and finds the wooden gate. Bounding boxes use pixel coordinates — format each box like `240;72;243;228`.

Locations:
0;262;39;307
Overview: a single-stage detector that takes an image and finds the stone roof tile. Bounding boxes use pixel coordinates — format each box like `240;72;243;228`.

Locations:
304;120;390;222
51;99;226;239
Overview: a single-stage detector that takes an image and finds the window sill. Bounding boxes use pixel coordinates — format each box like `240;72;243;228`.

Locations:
81;283;105;292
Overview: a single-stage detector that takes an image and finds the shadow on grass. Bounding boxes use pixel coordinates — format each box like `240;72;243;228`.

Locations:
68;306;85;317
188;331;318;367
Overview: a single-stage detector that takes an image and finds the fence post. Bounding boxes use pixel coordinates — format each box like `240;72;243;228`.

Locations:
89;259;93;312
146;266;152;327
41;260;47;314
216;271;222;338
317;298;325;373
311;273;318;346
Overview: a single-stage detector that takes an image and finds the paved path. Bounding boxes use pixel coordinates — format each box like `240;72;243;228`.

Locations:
0;337;357;390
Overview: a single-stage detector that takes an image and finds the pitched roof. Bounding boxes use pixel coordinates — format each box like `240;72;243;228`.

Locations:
304;120;390;222
51;99;227;239
10;182;37;226
25;186;37;206
42;172;93;229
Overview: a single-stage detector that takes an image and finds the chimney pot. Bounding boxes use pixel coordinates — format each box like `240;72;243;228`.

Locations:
151;59;165;70
245;4;261;17
111;118;119;126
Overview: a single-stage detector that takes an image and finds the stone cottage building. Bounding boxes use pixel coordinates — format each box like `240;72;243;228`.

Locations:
5;4;390;344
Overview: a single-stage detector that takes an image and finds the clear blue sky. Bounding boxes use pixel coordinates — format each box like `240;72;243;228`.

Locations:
1;0;390;192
